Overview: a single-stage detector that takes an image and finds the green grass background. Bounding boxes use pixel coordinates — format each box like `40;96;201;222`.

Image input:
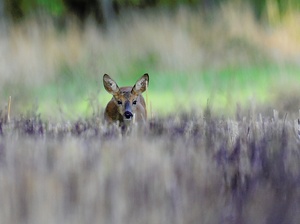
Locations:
12;63;300;119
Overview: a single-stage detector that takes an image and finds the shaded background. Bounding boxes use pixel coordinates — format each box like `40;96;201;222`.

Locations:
0;0;299;118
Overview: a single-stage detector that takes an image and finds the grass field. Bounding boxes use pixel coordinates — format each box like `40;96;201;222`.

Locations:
0;3;300;224
0;4;300;119
0;110;300;223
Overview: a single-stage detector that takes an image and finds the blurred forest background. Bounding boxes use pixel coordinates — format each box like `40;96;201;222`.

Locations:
1;0;300;22
0;0;300;119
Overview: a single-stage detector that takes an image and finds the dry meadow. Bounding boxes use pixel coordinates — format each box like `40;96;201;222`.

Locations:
0;3;300;224
0;110;300;224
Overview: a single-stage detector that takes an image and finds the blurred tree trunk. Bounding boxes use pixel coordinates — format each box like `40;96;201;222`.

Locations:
0;0;4;19
201;0;220;13
203;0;215;9
99;0;115;24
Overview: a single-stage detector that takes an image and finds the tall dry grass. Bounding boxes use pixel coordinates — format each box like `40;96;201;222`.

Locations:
0;4;300;224
0;6;299;222
0;110;299;223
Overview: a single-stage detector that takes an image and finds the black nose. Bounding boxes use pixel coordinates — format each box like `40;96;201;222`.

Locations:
124;111;133;119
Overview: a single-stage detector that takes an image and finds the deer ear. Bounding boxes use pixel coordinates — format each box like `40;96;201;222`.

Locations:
103;74;120;95
132;73;149;95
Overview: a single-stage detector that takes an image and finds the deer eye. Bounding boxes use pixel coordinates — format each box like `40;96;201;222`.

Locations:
117;100;122;105
133;100;137;105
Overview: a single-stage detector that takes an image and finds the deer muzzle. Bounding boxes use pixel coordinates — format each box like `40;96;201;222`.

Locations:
123;101;133;120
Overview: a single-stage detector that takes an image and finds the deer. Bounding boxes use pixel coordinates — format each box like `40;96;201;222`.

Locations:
103;73;149;126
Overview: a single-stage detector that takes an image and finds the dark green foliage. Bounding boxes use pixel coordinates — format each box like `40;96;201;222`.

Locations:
5;0;65;20
4;0;300;21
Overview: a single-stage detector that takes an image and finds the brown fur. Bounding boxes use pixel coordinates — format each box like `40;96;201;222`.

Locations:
103;74;149;125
